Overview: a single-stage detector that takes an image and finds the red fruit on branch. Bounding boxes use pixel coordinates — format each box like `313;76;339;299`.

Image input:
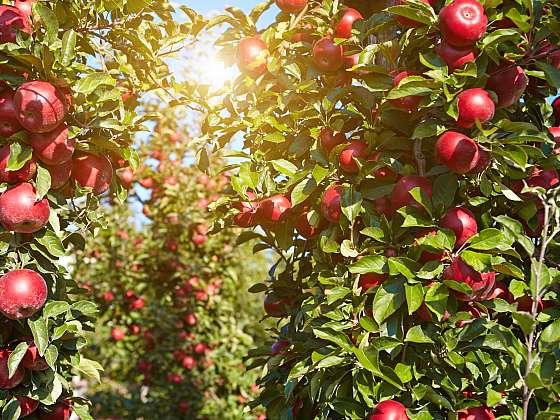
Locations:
395;0;431;27
39;401;72;420
256;194;291;225
182;355;196;370
456;88;495;128
16;396;39;418
46;160;72;190
264;295;290;317
486;64;528;108
458;406;495;420
22;341;49;370
111;327;126;341
368;400;409;420
237;37;269;78
321;184;343;222
312;37;344;73
436;131;480;174
0;5;31;44
72;153;113;194
339;140;368;173
443;256;496;301
13;0;35;17
553;97;560;122
319;128;346;154
469;148;490;174
276;0;307;13
391;176;433;211
233;191;259;227
390;71;422;111
0;144;36;184
439;207;478;248
30;123;74;165
436;41;477;71
359;273;386;291
116;166;134;188
334;8;363;38
295;211;322;238
0;183;49;233
367;152;398;182
192;233;207;245
179;401;189;413
438;0;487;47
0;90;22;136
184;312;197;326
14;81;66;133
0;349;24;389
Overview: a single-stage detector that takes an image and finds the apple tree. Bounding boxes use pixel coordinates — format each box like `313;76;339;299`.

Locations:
202;0;560;419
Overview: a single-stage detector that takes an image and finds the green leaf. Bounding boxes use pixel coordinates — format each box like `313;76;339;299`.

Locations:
388;257;420;280
373;279;405;324
262;131;284;143
8;342;27;379
2;399;21;420
348;256;386;274
468;228;512;251
35;230;65;258
536;61;560;88
512;311;536;335
425;283;449;321
291;177;318;206
44;345;58;370
74;73;116;96
35;4;59;44
405;325;434;344
312;328;353;352
270;159;298;177
61;29;77;66
432;172;457;209
7;143;32;171
43;301;70;318
70;301;98;316
74;357;103;382
28;317;48;356
341;187;362;223
541;319;560;344
405;283;424;314
35;166;51;201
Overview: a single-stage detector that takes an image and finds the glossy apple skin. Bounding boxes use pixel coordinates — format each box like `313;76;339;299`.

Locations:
22;341;49;370
0;5;31;44
14;81;66;133
111;327;125;341
390;71;422;111
395;0;431;27
367;400;409;420
295;211;322;238
368;152;398;182
486;64;528;108
0;350;24;389
39;401;72;420
444;256;496;301
30;123;74;165
0;269;47;319
458;406;495;420
16;396;39;418
359;273;386;291
553;97;560;122
456;88;495;128
256;194;291;226
438;0;487;48
339;140;368;173
320;128;346;154
312;37;344;73
321;184;343;222
0;89;22;136
233;191;259;227
439;207;477;248
469;147;490;173
276;0;307;13
45;160;72;190
237;37;269;78
391;175;432;211
13;0;35;18
72;153;113;194
335;8;363;38
0;144;36;183
0;183;49;233
436;131;479;174
436;41;476;71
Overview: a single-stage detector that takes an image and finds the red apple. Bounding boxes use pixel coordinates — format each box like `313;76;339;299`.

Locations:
391;175;433;211
264;294;290;317
458;406;495;420
438;0;487;47
312;37;344;73
116;166;134;188
0;5;31;44
179;401;189;413
368;152;398;182
16;396;39;418
184;312;197;326
395;0;431;27
72;153;113;194
0;183;49;233
0;89;22;136
276;0;307;13
233;191;259;227
456;88;495;128
439;207;478;248
111;327;125;341
469;147;491;173
39;401;72;420
271;339;289;356
436;41;477;71
523;209;545;238
368;400;409;420
0;349;24;389
373;195;392;218
0;144;36;183
553;97;560;122
486;63;528;108
339;140;368;173
256;194;291;225
14;81;66;133
334;8;363;38
13;0;35;17
516;294;544;313
22;341;49;370
443;256;496;301
237;37;269;78
192;233;207;245
359;273;386;291
295;211;323;238
436;131;480;174
390;71;422;111
321;184;343;222
320;128;346;154
45;160;72;190
30;123;74;165
102;291;114;302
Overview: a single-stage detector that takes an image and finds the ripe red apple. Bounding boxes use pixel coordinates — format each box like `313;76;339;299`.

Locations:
0;89;22;136
367;153;398;182
391;175;433;211
486;64;528;108
443;256;496;301
439;207;478;248
102;291;114;302
436;41;477;71
192;233;207;245
130;297;145;309
0;183;49;233
264;294;290;317
436;131;480;174
256;194;291;225
458;406;495;420
373;196;392;218
0;5;31;44
72;153;113;194
523;209;545;238
456;88;495;128
22;341;49;370
179;401;189;412
390;71;422;111
111;327;125;341
339;140;368;173
469;147;490;173
140;177;154;189
321;184;343;223
516;294;544;313
0;144;36;183
116;166;134;188
319;128;346;154
184;312;197;326
0;349;24;389
553;97;560;122
368;400;409;420
359;273;386;291
233;191;259;227
39;401;72;420
13;0;35;17
295;211;323;238
182;355;196;370
527;168;559;190
549;126;560;153
312;37;344;73
45;160;72;190
16;396;39;418
276;0;307;13
334;8;363;38
14;81;66;133
30;123;74;165
438;0;487;48
237;37;269;78
395;0;431;27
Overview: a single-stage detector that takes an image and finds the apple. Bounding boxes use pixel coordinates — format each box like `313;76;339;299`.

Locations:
359;273;386;291
179;402;189;413
339;140;368;173
184;312;197;326
45;159;72;190
553;97;560;122
438;0;487;48
13;0;35;17
30;123;74;165
320;128;346;154
0;89;22;136
391;175;433;211
334;8;363;38
0;144;36;183
140;177;154;189
373;196;392;218
368;400;409;420
276;0;307;13
367;152;398;182
322;70;352;87
256;194;291;225
237;37;269;78
264;294;290;317
395;0;432;27
0;349;24;389
443;256;496;301
439;207;478;248
321;184;343;222
312;37;344;73
516;294;544;312
167;373;182;384
527;168;559;190
116;166;134;188
111;327;125;341
130;297;145;309
486;63;528;108
192;233;207;245
271;339;289;356
16;396;39;418
458;406;495;420
295;210;323;238
182;355;196;370
14;81;66;133
549;126;560;152
102;291;114;302
22;341;49;370
0;5;31;44
39;401;72;420
436;41;477;71
390;71;422;111
0;183;49;233
469;147;490;173
72;153;113;194
523;209;545;238
233;192;258;227
456;88;495;128
436;131;480;174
